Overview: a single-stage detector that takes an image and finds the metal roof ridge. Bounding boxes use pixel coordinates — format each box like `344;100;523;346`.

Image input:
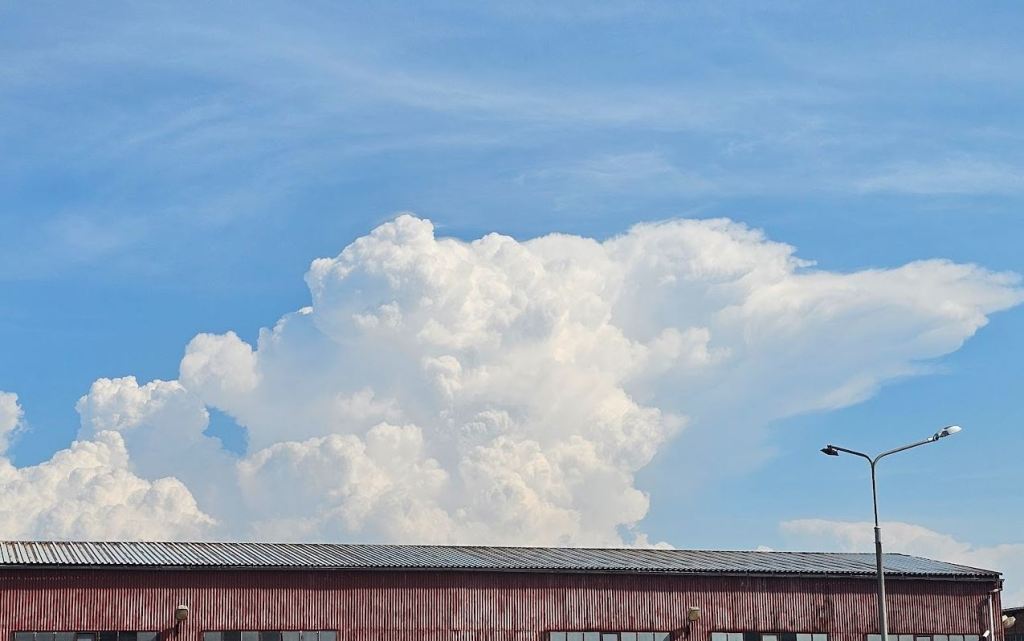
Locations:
0;540;920;554
0;541;1001;577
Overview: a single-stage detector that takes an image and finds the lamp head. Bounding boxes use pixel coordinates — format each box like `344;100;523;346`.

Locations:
933;425;962;440
820;445;840;456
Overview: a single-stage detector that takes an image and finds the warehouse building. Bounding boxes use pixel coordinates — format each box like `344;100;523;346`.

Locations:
1003;606;1023;641
0;541;1006;641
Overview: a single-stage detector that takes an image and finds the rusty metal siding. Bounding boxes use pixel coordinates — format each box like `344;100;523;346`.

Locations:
0;569;1002;641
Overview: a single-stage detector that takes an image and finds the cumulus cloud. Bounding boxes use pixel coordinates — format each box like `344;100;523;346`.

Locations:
781;519;1024;606
0;391;23;454
0;430;214;540
2;215;1021;544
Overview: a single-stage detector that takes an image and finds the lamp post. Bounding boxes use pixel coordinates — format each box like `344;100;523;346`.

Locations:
820;425;962;641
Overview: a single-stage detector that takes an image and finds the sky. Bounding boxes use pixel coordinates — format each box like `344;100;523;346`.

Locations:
2;0;1024;601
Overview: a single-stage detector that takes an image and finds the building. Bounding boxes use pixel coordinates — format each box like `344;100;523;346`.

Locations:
1003;606;1023;641
0;541;1006;641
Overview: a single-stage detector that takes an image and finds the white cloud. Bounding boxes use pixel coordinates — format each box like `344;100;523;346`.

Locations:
781;519;1024;606
2;215;1021;546
237;423;451;543
0;431;214;540
0;391;24;454
858;158;1024;195
74;376;242;519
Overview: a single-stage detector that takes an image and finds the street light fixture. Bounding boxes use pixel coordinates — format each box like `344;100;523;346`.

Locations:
820;425;962;641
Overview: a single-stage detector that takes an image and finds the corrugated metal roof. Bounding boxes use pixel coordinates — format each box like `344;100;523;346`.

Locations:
0;541;999;578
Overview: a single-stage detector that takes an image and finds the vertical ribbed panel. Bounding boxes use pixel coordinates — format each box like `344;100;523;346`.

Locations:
0;570;1000;641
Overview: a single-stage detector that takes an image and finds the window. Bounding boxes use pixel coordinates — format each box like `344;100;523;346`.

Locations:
16;633;156;641
711;634;828;641
205;632;335;641
550;632;671;641
867;636;980;641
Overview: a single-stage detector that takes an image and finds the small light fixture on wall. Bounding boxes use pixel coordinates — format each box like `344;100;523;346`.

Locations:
175;605;189;622
687;607;701;622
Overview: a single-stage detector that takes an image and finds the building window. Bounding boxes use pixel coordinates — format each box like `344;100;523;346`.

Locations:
711;634;828;641
867;636;981;641
550;632;672;641
204;632;336;641
15;633;158;641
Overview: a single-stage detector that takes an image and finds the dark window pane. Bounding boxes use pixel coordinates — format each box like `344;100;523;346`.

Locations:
205;634;222;641
261;633;282;641
14;633;34;641
120;633;137;641
318;633;336;641
743;634;759;641
99;633;117;641
37;633;55;641
224;633;241;641
301;633;317;641
76;634;95;641
781;634;797;641
137;634;158;641
56;634;74;641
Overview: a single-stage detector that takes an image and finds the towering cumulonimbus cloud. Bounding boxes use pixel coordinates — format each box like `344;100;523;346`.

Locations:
1;215;1021;544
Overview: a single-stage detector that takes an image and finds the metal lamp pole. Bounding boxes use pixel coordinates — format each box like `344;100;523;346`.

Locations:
820;425;962;641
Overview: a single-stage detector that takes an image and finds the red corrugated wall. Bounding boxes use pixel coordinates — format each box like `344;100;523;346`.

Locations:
0;569;1002;641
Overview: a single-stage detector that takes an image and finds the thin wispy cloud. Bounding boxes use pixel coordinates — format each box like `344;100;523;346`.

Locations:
4;3;1020;281
859;158;1024;196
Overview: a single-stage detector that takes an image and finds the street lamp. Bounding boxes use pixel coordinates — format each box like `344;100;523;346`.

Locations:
820;425;962;641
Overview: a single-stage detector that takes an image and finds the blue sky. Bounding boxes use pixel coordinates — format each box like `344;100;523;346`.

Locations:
2;0;1023;592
